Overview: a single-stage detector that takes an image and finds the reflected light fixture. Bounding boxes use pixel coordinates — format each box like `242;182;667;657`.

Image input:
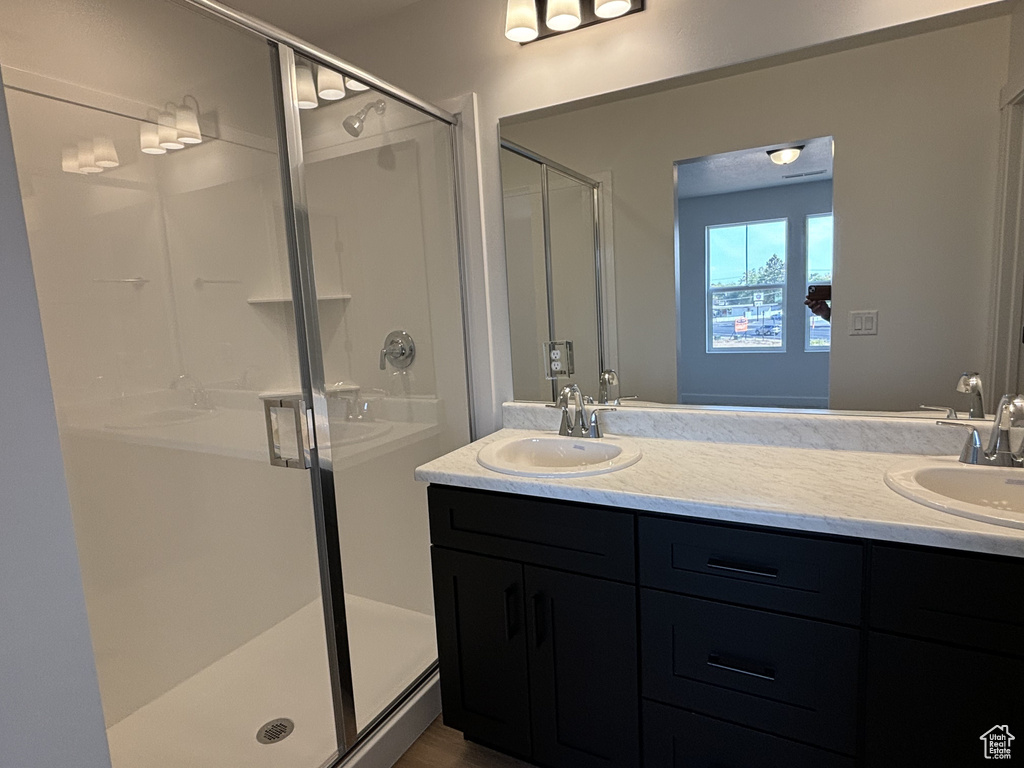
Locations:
295;62;319;109
768;146;804;165
546;0;581;31
175;102;202;144
505;0;539;42
61;145;83;173
93;136;120;168
594;0;631;18
346;77;370;93
317;66;347;100
140;122;167;155
77;140;102;173
158;110;184;149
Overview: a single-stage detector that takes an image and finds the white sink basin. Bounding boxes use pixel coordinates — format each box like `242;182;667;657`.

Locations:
107;407;216;430
885;457;1024;529
478;435;642;478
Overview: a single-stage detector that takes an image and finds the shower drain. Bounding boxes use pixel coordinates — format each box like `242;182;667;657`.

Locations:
256;718;295;745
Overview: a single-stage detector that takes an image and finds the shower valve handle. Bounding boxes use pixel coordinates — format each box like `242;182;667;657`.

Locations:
379;330;416;371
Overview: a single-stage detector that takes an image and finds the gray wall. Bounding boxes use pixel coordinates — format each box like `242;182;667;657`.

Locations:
677;181;832;407
0;74;111;768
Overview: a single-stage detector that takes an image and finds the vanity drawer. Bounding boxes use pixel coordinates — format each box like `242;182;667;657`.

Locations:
641;590;861;754
643;700;857;768
639;515;864;624
427;486;634;582
869;544;1024;655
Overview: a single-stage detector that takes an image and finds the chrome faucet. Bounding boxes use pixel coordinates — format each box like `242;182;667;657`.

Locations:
599;370;619;405
171;373;212;410
956;372;985;419
548;383;615;438
939;393;1024;466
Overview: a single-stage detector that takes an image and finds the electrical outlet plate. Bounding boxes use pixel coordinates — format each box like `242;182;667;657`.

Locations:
543;340;575;380
849;310;879;336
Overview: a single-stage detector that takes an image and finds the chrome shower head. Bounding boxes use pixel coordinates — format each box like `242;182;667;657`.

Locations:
343;99;386;137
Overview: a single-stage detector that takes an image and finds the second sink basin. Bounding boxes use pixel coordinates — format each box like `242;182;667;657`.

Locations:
885;457;1024;529
478;434;642;478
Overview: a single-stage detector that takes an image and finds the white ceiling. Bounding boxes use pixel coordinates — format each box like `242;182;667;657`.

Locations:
677;136;834;199
219;0;426;46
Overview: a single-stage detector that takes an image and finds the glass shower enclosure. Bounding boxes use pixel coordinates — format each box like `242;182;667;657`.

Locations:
0;0;470;766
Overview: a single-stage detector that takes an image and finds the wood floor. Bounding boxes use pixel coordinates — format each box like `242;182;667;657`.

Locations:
393;717;535;768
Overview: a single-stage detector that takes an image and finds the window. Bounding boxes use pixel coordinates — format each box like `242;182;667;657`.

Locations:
806;213;834;351
706;219;787;352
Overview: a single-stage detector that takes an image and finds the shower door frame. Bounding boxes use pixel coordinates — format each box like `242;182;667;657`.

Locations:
176;0;473;759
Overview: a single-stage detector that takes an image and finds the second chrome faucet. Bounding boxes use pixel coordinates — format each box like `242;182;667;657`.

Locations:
939;393;1024;466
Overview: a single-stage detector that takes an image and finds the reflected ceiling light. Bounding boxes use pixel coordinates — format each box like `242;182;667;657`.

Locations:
93;136;120;168
594;0;631;18
546;0;581;31
140;122;167;155
346;77;370;93
61;145;83;173
295;62;319;109
505;0;539;42
158;111;184;149
768;145;804;165
175;103;202;144
317;66;347;100
77;140;102;173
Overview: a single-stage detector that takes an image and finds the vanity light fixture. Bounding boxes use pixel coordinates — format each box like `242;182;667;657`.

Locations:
77;139;102;173
346;77;370;92
93;136;120;168
61;145;83;173
317;66;347;100
768;145;804;165
140;122;166;155
505;0;539;42
507;0;644;43
546;0;581;31
158;110;184;149
175;99;202;144
295;62;319;109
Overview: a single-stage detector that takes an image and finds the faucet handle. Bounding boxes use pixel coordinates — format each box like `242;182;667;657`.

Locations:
936;420;983;464
920;405;957;419
588;407;616;438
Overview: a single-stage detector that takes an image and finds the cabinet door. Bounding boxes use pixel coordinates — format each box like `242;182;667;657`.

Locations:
525;565;640;768
865;633;1024;766
430;548;531;757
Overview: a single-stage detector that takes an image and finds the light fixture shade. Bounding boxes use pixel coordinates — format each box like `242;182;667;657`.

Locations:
546;0;581;31
77;140;102;173
158;111;184;149
140;122;167;155
93;136;120;168
296;63;319;109
768;147;802;165
61;145;82;173
317;66;347;100
594;0;631;18
346;77;370;93
505;0;539;42
175;104;202;144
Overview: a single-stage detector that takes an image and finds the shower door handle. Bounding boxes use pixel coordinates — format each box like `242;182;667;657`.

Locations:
263;396;313;469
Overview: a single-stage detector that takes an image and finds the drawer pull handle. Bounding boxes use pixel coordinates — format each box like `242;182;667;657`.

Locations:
503;584;520;640
706;557;779;579
706;653;776;681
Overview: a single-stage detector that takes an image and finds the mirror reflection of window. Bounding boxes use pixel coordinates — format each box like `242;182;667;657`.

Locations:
806;213;834;351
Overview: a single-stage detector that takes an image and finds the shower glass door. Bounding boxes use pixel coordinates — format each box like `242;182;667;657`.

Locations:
0;2;340;766
286;53;471;735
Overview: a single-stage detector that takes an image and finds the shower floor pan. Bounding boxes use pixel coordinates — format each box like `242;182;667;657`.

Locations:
105;595;437;768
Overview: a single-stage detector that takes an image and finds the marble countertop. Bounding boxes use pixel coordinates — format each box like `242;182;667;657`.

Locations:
416;427;1024;559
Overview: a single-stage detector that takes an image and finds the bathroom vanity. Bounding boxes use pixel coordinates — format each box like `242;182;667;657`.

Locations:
417;405;1024;768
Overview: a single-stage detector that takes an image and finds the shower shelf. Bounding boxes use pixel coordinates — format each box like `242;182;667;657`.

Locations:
247;293;351;305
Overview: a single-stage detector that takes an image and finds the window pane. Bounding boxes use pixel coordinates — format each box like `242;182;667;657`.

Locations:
806;213;834;350
710;289;784;350
708;220;787;288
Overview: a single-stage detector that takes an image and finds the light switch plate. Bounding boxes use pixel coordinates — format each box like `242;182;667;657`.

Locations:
849;310;879;336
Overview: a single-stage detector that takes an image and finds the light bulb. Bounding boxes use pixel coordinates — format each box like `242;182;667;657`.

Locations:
93;136;120;168
768;147;802;165
594;0;631;18
140;122;167;155
346;77;370;93
317;66;347;100
61;145;83;173
77;140;102;173
296;63;319;109
505;0;539;42
158;111;184;149
175;104;202;144
546;0;581;31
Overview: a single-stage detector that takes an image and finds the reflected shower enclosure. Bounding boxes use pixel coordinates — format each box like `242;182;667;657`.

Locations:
0;1;470;767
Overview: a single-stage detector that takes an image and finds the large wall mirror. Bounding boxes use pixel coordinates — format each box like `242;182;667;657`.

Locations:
499;12;1013;414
